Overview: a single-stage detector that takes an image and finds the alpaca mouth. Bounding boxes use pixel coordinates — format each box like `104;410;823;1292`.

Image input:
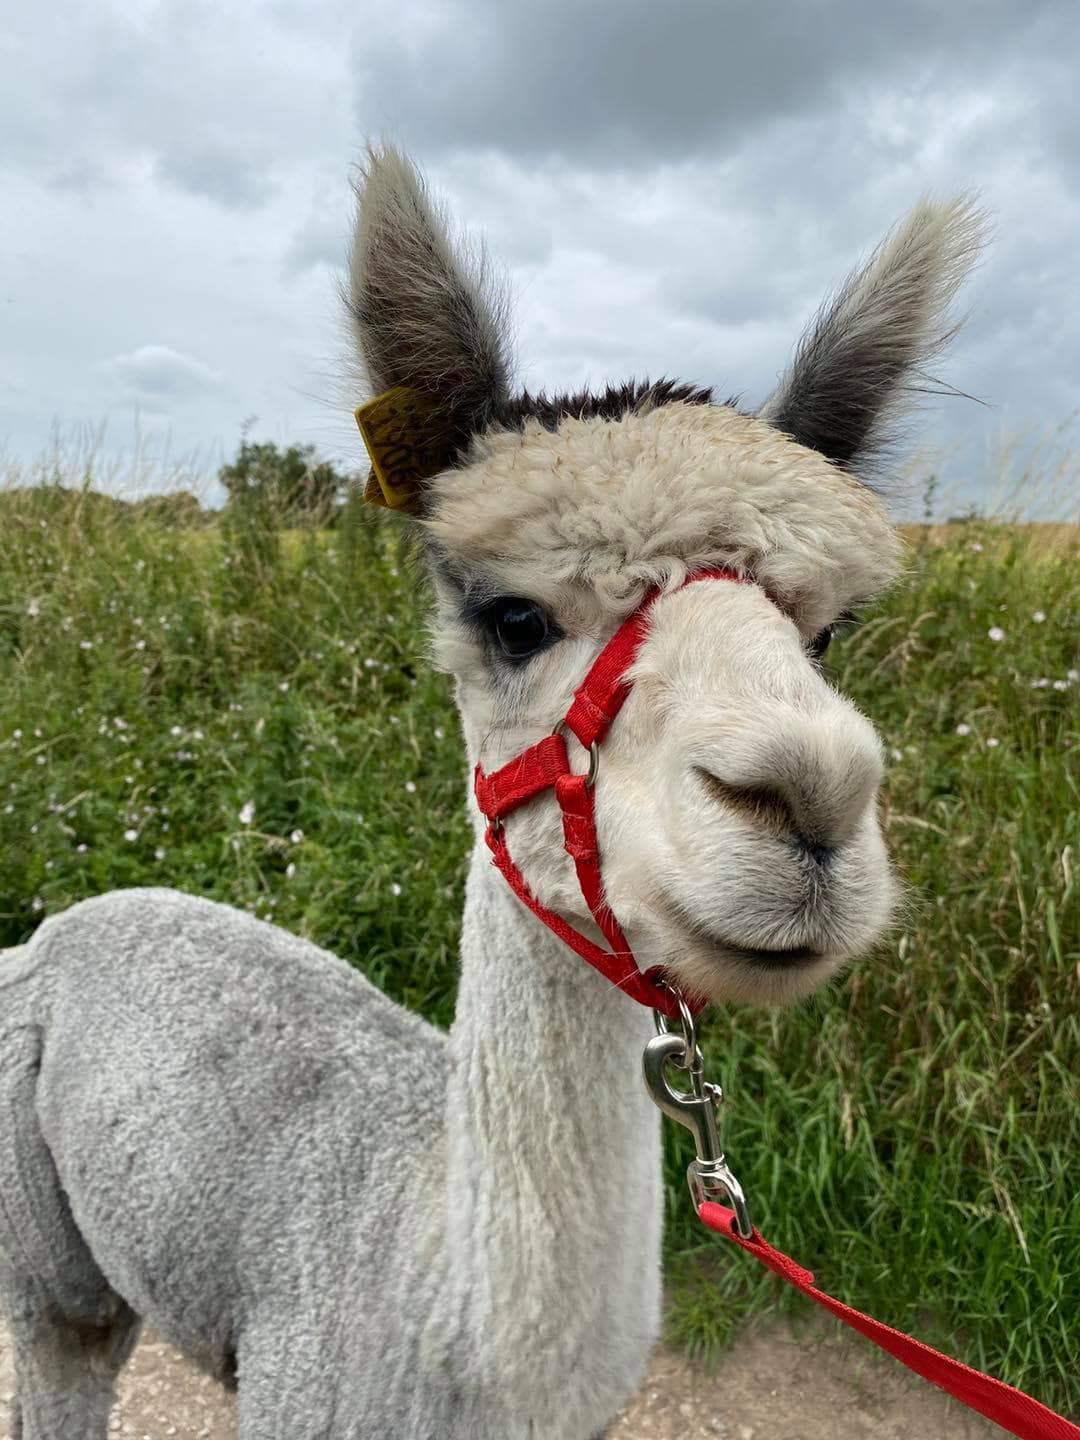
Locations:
654;892;833;972
717;941;825;970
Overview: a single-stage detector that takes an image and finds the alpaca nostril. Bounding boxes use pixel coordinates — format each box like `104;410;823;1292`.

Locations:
695;769;800;840
693;714;883;851
694;767;846;858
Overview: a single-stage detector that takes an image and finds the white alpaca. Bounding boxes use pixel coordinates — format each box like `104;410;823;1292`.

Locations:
0;149;983;1439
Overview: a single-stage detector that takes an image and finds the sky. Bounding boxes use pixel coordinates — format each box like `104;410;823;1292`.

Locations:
3;0;1079;515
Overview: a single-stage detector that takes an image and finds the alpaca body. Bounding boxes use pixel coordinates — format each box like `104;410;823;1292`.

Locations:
0;866;661;1439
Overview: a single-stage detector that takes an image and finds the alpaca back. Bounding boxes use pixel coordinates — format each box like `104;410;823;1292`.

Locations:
1;889;451;1402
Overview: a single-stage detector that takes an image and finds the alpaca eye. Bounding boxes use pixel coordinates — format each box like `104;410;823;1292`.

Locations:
810;627;833;658
491;598;553;660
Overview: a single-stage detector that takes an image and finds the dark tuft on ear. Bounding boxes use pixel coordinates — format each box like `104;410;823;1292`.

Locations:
346;144;513;459
759;196;988;481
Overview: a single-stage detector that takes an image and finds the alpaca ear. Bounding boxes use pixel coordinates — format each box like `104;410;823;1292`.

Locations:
759;197;987;478
347;146;512;471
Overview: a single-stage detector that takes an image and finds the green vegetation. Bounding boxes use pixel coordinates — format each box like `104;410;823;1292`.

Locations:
219;438;351;528
2;473;1077;1411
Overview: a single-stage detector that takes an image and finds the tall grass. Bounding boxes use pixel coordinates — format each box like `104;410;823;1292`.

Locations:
2;471;1077;1411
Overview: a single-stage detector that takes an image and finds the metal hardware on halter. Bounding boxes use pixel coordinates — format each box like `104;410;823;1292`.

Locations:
642;986;753;1239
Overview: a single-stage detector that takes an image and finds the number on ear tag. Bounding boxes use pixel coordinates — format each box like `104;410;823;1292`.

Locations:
355;387;454;513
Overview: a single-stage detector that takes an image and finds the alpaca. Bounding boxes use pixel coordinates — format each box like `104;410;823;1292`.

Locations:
0;149;984;1440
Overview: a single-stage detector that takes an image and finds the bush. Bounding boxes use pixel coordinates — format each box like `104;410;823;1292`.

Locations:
218;441;352;527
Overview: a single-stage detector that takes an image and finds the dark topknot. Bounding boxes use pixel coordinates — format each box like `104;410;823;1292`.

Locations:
492;378;714;433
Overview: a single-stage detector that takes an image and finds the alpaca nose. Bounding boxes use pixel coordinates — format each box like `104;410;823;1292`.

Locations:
695;712;883;853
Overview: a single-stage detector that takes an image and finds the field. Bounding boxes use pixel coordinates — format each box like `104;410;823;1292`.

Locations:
2;479;1077;1413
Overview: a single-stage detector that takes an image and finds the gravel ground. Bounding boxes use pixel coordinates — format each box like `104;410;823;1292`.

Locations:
0;1317;1001;1438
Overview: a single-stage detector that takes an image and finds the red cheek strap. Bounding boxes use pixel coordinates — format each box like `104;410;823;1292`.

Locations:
473;568;747;1019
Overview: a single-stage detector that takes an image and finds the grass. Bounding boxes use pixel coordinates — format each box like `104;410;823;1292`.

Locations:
2;476;1077;1413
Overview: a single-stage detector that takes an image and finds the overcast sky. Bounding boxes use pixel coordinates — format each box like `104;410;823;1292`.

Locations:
3;1;1079;514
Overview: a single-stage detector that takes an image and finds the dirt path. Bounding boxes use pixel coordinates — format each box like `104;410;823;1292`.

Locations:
0;1316;1001;1438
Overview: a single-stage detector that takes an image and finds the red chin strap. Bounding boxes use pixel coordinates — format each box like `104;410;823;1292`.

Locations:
473;569;748;1021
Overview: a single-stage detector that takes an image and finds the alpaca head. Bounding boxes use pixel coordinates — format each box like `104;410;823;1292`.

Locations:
347;146;985;1007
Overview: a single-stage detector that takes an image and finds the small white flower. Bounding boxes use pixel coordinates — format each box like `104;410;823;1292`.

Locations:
154;846;166;861
434;727;445;740
987;627;1005;643
124;828;138;841
133;615;143;626
285;861;296;878
113;717;127;730
278;682;289;692
290;828;304;844
79;639;93;650
890;748;903;762
31;896;44;912
238;801;256;825
364;657;378;669
1053;679;1068;691
404;780;417;794
1068;670;1079;683
135;639;146;650
192;728;204;741
170;725;183;737
13;728;21;740
954;723;971;736
986;737;1000;748
390;881;402;897
27;599;40;617
1032;611;1046;623
969;542;983;553
135;558;146;572
35;755;46;766
76;843;88;853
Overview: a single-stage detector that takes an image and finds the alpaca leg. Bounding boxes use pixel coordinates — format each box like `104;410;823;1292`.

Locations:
9;1293;140;1440
0;1022;141;1437
234;1317;345;1440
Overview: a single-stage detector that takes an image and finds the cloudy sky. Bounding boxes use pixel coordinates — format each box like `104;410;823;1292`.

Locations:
3;1;1079;514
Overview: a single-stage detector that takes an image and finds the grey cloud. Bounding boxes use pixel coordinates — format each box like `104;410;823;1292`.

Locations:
98;346;226;403
283;202;348;277
350;0;1072;168
156;146;277;212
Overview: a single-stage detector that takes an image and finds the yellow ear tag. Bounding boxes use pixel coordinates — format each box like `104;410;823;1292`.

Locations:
354;387;453;514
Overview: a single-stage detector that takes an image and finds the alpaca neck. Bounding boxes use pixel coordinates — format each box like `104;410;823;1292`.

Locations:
429;842;664;1419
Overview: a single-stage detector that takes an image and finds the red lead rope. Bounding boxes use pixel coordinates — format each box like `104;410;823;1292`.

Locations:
698;1204;1080;1439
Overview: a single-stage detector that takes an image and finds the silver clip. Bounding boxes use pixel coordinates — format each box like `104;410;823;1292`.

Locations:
642;1025;753;1239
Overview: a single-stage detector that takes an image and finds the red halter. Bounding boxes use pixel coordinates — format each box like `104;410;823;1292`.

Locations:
473;569;748;1021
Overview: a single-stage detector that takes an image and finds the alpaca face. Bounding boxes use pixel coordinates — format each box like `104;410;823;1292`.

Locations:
425;401;898;1005
347;146;985;1005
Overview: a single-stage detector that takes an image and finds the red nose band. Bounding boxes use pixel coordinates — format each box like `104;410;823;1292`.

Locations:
473;569;749;1019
